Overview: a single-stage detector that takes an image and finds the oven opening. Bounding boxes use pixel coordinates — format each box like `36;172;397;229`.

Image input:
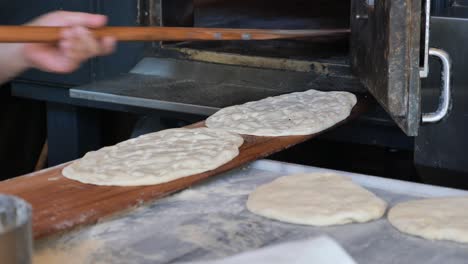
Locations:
159;0;350;65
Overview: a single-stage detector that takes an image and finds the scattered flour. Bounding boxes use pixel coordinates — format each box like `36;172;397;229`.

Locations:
34;240;105;264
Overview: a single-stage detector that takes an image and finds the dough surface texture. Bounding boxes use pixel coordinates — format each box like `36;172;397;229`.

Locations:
63;128;243;186
388;197;468;243
246;173;387;226
206;89;357;136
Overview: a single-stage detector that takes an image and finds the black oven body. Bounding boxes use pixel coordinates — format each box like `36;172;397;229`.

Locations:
1;0;467;188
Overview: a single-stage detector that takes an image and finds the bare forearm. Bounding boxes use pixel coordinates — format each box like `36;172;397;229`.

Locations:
0;44;29;84
0;12;115;85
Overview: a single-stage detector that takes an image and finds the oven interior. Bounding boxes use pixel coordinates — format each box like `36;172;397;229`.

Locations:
155;0;352;69
74;0;403;132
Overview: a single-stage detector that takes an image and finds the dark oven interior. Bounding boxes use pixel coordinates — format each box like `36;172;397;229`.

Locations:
153;0;352;65
144;0;422;137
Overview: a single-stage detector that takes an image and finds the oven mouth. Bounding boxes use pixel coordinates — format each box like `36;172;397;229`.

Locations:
69;0;363;123
155;0;351;67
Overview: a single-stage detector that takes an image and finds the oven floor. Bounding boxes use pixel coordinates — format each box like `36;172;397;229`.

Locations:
71;57;364;116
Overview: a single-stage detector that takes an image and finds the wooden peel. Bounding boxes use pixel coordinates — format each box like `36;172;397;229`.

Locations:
0;95;369;240
0;26;350;42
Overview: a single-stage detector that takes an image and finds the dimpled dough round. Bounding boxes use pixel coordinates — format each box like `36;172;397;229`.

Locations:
62;128;243;186
388;197;468;243
246;173;387;226
206;89;357;136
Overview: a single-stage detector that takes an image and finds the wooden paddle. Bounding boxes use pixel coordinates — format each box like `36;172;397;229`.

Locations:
0;26;350;42
0;95;369;239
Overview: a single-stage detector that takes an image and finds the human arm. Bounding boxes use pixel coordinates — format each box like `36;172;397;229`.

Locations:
0;11;116;84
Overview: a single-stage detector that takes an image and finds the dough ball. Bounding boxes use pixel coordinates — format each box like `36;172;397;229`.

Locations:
388;197;468;243
247;173;387;226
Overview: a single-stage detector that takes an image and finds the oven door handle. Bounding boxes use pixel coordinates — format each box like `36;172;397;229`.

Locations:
422;48;452;123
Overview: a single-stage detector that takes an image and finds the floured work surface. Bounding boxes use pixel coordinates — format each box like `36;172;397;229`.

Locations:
33;160;468;264
0;95;367;239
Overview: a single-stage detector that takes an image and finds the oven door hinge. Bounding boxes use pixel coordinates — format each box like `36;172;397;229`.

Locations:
419;0;452;124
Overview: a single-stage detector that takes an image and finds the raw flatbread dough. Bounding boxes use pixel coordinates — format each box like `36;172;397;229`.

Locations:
388;197;468;243
63;128;243;186
246;173;387;226
206;89;357;136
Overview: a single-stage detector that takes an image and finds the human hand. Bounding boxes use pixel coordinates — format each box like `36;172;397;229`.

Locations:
21;11;116;73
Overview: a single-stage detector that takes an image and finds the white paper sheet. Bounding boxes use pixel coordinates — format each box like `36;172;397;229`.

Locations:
181;236;356;264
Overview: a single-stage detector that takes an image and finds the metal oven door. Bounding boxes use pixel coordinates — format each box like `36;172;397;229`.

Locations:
351;0;423;136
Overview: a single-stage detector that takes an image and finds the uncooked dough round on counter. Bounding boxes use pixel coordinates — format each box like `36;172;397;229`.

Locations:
206;89;357;136
388;197;468;243
62;128;244;186
246;173;387;226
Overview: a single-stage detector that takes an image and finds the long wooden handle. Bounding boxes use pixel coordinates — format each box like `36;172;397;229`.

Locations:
0;96;368;240
0;26;350;42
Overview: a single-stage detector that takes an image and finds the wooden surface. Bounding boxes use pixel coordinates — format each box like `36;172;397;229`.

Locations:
0;26;350;43
0;96;368;239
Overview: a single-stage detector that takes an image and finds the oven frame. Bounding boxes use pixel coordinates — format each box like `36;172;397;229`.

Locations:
141;0;452;136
